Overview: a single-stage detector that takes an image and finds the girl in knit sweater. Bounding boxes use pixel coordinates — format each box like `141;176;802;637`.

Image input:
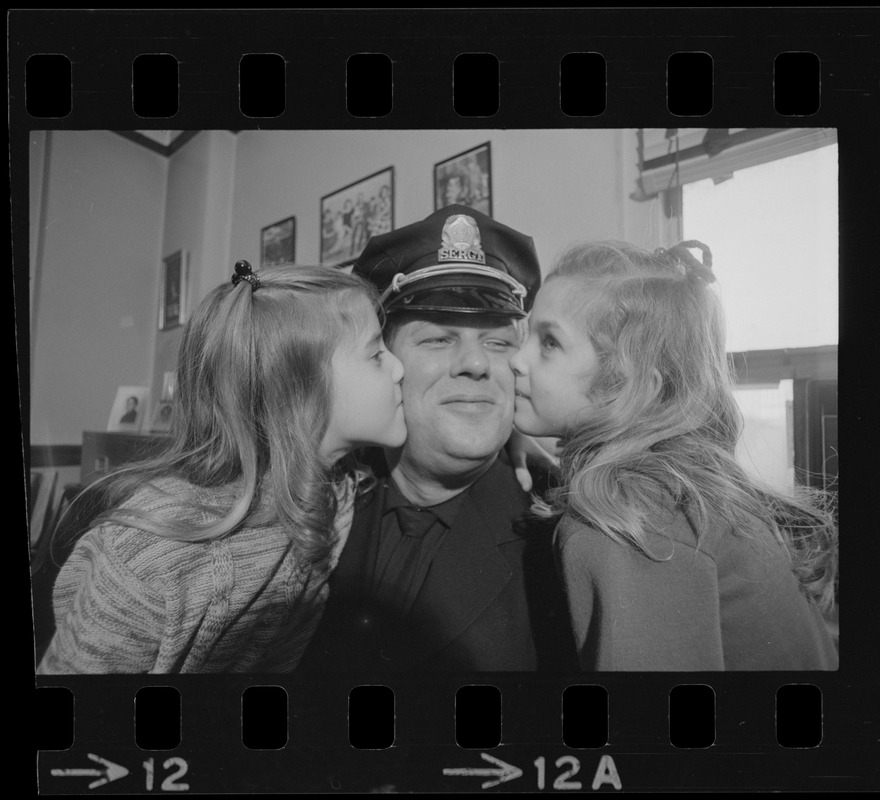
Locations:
509;241;838;671
38;262;406;673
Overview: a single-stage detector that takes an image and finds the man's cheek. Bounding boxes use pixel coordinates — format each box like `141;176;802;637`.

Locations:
493;362;516;392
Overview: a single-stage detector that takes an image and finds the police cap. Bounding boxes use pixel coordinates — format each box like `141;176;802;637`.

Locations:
353;205;541;318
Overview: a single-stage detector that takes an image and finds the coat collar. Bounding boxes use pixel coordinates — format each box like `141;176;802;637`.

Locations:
357;449;530;545
393;453;533;664
337;449;536;669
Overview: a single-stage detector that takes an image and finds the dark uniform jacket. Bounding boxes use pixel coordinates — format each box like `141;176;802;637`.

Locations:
297;451;577;673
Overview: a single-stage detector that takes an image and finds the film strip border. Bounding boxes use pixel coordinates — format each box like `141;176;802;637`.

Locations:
35;675;849;793
8;8;877;131
38;681;825;751
14;7;880;795
24;50;824;122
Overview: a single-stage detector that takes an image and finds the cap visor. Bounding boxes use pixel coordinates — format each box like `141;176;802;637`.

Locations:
385;282;526;317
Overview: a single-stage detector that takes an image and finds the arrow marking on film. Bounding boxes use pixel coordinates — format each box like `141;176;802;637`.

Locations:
443;752;523;789
51;753;130;789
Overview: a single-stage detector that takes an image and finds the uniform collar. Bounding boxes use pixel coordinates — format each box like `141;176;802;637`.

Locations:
382;477;468;530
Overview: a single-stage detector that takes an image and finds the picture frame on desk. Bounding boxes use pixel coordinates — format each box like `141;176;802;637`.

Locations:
149;400;174;433
161;370;177;402
106;385;150;433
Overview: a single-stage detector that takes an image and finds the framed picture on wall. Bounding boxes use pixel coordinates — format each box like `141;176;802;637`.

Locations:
434;141;492;217
320;166;394;268
107;385;150;433
159;249;188;330
260;215;296;267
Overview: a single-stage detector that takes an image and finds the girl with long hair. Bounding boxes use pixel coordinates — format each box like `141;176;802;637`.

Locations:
510;241;838;670
38;261;406;673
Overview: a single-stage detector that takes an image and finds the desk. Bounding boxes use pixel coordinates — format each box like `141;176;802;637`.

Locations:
81;431;170;485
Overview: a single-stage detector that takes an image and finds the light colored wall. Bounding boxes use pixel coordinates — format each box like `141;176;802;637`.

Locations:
229;129;665;279
29;128;668;447
29;131;167;445
149;131;237;411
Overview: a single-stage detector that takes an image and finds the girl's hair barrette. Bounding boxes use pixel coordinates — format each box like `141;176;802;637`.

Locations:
654;240;715;284
231;259;261;291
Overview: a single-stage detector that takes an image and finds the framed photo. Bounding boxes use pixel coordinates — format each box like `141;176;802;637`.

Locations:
320;166;394;267
160;370;177;402
434;141;492;217
107;385;150;433
149;400;174;433
260;215;296;267
159;249;188;330
149;370;177;433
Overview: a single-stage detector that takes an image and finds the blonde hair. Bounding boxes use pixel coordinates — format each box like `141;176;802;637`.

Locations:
534;241;837;612
85;264;380;570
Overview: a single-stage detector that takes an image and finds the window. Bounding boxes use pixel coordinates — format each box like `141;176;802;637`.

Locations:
682;144;838;353
679;141;838;493
733;380;794;494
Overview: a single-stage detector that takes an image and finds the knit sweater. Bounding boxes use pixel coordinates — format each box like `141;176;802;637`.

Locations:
38;475;355;674
556;505;839;671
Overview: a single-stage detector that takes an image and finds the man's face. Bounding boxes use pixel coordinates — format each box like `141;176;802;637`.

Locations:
387;313;521;477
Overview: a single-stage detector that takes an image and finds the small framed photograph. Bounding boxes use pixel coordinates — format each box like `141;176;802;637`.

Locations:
321;166;394;267
160;370;177;402
149;400;174;433
107;385;150;433
434;141;492;217
159;249;188;330
260;215;296;267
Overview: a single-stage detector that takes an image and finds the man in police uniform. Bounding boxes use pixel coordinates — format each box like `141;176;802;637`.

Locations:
299;205;576;673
